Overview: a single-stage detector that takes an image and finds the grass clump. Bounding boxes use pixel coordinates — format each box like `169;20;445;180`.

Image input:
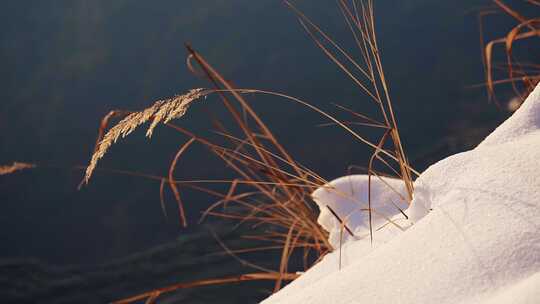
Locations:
82;0;420;302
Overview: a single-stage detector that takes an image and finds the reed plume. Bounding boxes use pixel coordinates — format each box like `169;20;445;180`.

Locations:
83;88;207;184
0;162;35;176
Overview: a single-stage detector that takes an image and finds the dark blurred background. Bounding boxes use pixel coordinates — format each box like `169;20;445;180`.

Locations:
0;0;532;303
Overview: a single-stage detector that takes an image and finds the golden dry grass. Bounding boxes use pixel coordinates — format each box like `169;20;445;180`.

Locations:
480;0;540;105
0;162;35;176
83;88;207;184
83;1;421;302
3;1;536;303
112;272;300;304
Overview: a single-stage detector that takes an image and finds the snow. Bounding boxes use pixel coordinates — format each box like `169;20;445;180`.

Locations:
262;83;540;304
311;174;410;249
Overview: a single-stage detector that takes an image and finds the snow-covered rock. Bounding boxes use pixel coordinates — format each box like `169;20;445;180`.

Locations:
262;84;540;304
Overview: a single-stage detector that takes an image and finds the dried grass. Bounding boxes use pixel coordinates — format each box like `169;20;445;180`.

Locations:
83;88;207;184
88;1;420;303
6;1;534;303
480;0;540;106
0;162;35;176
285;0;417;241
112;272;299;304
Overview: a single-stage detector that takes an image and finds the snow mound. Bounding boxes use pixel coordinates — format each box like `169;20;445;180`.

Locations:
311;174;409;249
262;84;540;304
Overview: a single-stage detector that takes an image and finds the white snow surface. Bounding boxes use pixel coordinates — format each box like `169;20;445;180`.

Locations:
311;174;410;249
262;84;540;304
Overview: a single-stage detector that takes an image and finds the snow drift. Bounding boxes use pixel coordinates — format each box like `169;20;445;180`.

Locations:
262;84;540;304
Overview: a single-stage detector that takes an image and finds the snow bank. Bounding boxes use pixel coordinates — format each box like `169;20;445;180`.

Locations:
262;84;540;304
